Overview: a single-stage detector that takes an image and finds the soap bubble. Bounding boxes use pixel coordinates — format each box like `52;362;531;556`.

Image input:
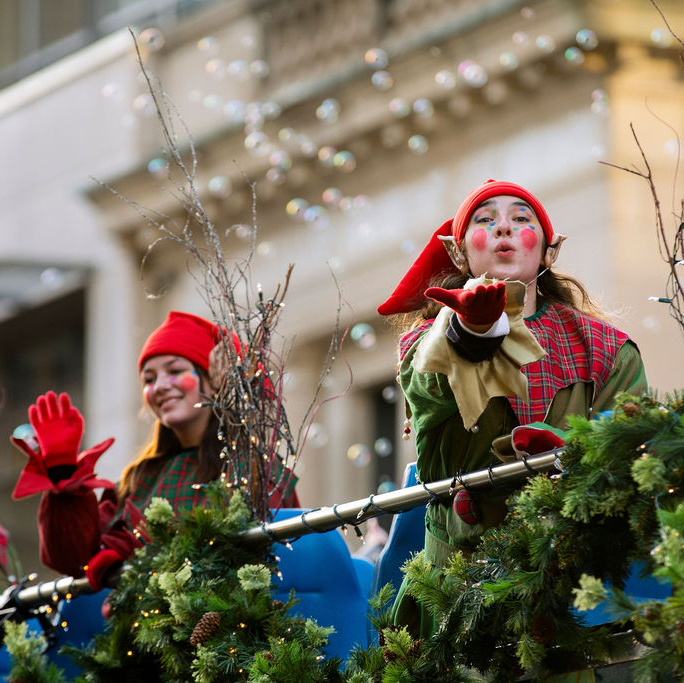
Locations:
576;29;598;50
318;146;337;167
147;157;168;178
365;48;389;69
435;70;457;89
389;98;411;117
381;385;400;403
333;150;356;172
499;52;519;70
347;443;372;467
351;323;377;349
322;187;343;206
316;98;340;124
286;198;309;220
307;423;329;448
244;131;271;156
303;205;330;230
413;98;434;118
250;59;270;78
408;135;429;154
207;175;231;197
371;70;394;91
535;35;556;53
564;47;584;65
197;36;218;54
374;437;393;457
139;27;165;52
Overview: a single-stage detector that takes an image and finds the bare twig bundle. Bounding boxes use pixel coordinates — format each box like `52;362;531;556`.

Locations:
601;122;684;336
100;30;344;520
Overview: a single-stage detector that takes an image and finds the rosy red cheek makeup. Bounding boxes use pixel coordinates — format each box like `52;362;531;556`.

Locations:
178;371;199;392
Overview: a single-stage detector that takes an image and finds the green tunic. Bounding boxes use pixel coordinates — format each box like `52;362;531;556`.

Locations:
391;307;647;636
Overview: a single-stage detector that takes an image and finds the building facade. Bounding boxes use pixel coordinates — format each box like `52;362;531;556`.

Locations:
1;0;683;571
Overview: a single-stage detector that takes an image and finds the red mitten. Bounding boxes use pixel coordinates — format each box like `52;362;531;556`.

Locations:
29;391;84;468
85;548;125;591
424;282;506;327
512;426;566;459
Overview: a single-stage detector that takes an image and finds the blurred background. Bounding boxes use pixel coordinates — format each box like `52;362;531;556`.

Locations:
1;0;683;575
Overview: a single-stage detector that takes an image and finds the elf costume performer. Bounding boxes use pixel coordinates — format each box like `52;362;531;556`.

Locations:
10;311;299;591
377;180;647;637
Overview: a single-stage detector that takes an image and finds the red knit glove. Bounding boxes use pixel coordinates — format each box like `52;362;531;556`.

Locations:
11;391;115;500
29;391;84;468
85;549;125;591
512;426;566;459
424;282;506;327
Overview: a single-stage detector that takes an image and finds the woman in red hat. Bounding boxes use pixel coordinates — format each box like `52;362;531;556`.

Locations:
11;311;299;589
378;180;647;636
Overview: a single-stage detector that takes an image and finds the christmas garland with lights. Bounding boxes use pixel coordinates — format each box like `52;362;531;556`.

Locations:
4;392;684;681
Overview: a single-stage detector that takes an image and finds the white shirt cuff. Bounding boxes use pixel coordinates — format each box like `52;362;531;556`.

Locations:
456;312;510;337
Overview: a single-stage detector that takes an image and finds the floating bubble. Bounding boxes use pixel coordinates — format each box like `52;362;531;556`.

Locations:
499;52;519;70
205;58;226;78
228;59;250;80
286;198;309;220
202;93;222;109
338;197;354;212
364;48;388;69
371;70;394;91
535;35;556;53
244;131;271;156
139;27;165;52
207;175;231;197
353;194;370;209
40;267;65;289
382;385;400;403
459;61;488;87
256;241;274;257
378;480;398;495
564;47;584;64
299;137;318;157
413;98;434;118
322;187;343;206
650;28;672;47
278;127;297;142
132;93;156;117
307;423;329;448
234;224;252;240
303;205;330;230
266;167;286;185
520;6;535;20
374;437;393;457
512;31;529;45
576;29;598;50
250;59;270;78
197;36;218;54
269;149;292;171
316;98;340;125
351;323;377;349
389;97;411;118
318;146;337;166
435;70;457;89
333;150;356;172
241;34;255;49
400;239;417;254
327;256;346;273
347;443;372;468
260;100;282;119
147;157;168;178
407;135;429;155
664;138;679;156
224;100;246;123
101;83;118;98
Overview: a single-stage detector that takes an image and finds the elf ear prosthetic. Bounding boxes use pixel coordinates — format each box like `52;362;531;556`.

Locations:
438;235;468;273
542;234;566;269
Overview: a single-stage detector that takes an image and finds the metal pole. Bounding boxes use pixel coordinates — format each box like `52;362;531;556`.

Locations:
242;450;564;544
7;450;563;609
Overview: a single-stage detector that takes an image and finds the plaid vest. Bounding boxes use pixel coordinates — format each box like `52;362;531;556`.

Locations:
399;303;628;425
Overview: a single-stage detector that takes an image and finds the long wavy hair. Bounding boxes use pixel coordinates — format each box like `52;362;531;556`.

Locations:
118;364;222;498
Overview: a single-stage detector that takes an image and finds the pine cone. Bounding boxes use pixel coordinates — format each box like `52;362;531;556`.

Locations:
271;599;284;609
383;648;399;662
190;611;221;647
531;615;555;644
408;638;424;657
621;401;640;417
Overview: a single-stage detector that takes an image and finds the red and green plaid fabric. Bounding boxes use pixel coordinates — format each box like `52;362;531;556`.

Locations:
399;319;435;360
125;449;205;525
398;304;628;426
508;303;629;424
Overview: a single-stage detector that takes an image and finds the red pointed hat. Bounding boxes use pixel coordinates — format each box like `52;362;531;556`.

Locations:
377;180;554;315
138;311;221;372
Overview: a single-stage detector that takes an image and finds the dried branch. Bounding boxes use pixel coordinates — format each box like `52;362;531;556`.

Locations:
100;31;346;520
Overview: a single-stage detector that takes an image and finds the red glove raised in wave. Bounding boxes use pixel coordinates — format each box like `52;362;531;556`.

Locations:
11;391;115;499
424;282;507;327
